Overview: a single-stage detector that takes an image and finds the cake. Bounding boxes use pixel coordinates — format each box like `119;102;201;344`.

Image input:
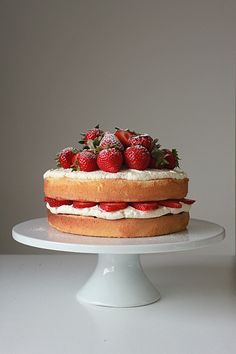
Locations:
44;126;195;237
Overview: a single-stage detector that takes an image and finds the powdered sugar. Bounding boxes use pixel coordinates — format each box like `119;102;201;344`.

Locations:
99;132;124;151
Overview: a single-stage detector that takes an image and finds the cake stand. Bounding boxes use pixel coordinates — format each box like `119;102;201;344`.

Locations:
12;218;225;308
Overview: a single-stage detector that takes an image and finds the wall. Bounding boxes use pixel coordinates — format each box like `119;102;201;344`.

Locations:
1;0;235;254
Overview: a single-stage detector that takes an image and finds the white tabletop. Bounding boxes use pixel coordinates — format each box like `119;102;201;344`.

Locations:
0;254;235;354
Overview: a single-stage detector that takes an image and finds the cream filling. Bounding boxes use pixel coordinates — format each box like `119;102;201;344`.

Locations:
43;168;187;181
46;203;191;220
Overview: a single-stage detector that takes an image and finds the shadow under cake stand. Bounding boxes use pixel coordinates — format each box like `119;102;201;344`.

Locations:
12;218;225;308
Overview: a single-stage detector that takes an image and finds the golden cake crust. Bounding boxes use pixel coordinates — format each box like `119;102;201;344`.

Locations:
48;211;189;237
44;177;189;202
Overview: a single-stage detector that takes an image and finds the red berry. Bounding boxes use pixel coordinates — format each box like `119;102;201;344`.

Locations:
158;200;182;208
149;142;164;169
73;201;97;208
57;147;75;169
129;134;153;151
97;148;123;173
71;152;80;168
131;202;159;211
85;127;103;144
115;129;136;147
181;198;196;205
159;149;179;170
100;132;124;151
124;145;150;170
149;157;158;168
99;202;128;212
44;197;72;207
75;150;98;172
71;152;80;169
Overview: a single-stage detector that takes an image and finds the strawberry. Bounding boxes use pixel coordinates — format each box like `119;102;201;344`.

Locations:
56;147;76;169
44;197;72;207
99;132;124;151
181;198;196;205
158;149;180;170
73;201;97;208
97;148;123;173
149;157;159;168
72;150;98;171
149;152;166;169
84;125;103;144
131;202;159;211
158;200;182;208
71;152;80;169
124;145;151;170
115;129;136;147
128;134;153;151
149;140;165;168
99;202;128;212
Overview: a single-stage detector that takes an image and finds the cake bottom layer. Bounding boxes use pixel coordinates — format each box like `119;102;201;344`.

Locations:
48;211;189;238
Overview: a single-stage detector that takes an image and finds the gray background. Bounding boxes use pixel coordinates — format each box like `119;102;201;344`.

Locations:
1;0;235;254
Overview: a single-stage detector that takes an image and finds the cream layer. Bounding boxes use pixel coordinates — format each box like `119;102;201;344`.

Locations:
46;202;191;220
44;168;187;181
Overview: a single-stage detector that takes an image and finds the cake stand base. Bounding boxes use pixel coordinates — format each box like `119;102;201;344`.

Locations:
12;218;225;308
77;254;160;307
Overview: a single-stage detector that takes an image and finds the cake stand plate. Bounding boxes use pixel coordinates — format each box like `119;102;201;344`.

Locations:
12;218;225;308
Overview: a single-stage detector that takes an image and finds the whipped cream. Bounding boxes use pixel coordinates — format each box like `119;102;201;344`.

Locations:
44;168;187;181
46;203;191;220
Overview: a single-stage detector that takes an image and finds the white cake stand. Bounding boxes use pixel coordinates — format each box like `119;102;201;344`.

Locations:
12;218;225;308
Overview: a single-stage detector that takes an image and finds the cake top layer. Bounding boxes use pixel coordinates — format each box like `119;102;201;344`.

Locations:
50;125;183;174
44;168;187;180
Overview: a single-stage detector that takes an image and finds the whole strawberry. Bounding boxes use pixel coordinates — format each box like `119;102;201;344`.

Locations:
99;132;124;151
56;147;75;169
149;148;165;168
128;134;153;151
124;145;151;170
72;150;98;172
84;125;103;144
97;148;123;173
159;149;180;170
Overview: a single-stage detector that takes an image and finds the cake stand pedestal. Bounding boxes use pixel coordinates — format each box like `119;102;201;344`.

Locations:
12;218;225;308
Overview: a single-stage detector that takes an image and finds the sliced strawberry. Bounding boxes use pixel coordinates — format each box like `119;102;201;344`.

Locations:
131;202;159;211
158;200;182;208
73;201;97;208
115;129;136;147
181;198;196;205
99;202;128;212
44;197;72;207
